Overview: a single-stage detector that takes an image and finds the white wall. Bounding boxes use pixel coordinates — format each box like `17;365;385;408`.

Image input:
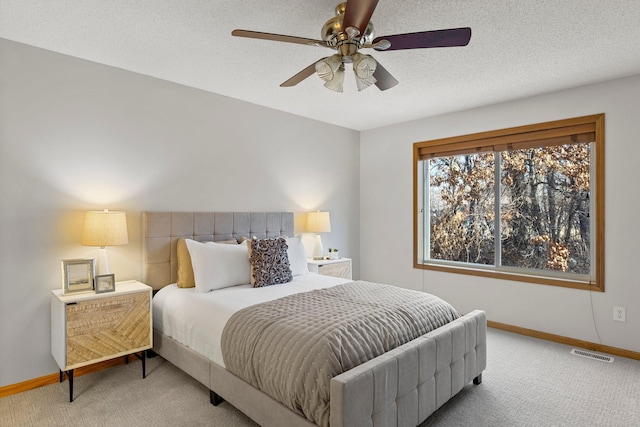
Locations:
0;38;360;387
360;73;640;353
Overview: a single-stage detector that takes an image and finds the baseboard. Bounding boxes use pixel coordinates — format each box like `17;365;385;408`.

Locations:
0;356;132;399
488;320;640;361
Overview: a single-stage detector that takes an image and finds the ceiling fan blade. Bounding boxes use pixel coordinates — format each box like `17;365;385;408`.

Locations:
373;27;471;51
280;61;323;87
232;30;329;47
372;60;399;91
342;0;379;36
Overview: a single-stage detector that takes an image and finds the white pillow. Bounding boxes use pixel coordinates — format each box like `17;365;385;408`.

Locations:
286;235;309;276
185;239;250;292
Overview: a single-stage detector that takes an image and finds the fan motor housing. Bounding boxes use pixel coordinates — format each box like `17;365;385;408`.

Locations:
321;2;374;45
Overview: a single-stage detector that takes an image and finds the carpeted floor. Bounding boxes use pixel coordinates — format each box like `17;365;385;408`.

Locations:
423;329;640;426
1;328;639;426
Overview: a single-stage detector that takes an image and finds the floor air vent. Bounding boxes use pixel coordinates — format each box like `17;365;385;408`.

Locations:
570;349;614;363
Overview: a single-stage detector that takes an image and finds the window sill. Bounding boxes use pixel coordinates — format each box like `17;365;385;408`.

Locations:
414;262;603;292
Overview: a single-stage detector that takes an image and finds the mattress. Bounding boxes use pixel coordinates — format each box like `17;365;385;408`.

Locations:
152;273;351;367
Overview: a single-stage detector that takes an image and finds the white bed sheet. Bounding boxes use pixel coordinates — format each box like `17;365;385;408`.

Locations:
152;273;351;367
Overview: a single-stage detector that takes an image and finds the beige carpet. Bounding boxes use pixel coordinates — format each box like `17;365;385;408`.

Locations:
0;358;257;427
1;329;639;426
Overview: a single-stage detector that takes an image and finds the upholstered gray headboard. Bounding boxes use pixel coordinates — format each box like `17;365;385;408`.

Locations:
143;212;294;290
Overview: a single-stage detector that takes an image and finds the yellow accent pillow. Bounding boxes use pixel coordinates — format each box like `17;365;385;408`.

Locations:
177;238;196;288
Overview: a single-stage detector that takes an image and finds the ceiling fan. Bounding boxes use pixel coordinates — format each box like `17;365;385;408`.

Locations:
231;0;471;92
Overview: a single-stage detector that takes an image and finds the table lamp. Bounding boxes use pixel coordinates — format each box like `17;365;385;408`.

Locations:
81;209;129;274
306;211;331;260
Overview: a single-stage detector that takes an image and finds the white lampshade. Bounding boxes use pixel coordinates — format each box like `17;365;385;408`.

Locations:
81;210;128;275
306;211;331;233
307;211;331;260
82;210;129;247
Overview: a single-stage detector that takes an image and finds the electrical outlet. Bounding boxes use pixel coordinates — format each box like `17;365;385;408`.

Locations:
613;306;626;322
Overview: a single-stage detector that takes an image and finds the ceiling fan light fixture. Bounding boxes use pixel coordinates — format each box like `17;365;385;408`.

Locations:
353;52;377;78
352;52;377;91
324;65;345;92
355;74;376;91
315;54;342;82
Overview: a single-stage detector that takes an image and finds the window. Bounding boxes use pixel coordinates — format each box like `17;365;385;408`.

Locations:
413;114;604;291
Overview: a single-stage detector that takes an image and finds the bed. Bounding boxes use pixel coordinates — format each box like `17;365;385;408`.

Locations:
143;211;486;427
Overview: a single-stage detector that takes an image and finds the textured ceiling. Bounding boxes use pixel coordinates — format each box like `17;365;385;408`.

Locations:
2;0;640;131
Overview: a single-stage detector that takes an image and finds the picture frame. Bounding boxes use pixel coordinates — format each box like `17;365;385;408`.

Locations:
94;274;116;293
62;258;95;294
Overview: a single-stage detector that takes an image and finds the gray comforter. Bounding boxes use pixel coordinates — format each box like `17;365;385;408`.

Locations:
221;280;460;427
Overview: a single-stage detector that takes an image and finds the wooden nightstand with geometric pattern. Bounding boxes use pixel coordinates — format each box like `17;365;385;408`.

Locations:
50;280;152;401
307;258;352;280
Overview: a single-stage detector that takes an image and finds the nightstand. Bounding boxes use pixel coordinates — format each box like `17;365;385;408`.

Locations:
51;280;152;402
308;258;352;280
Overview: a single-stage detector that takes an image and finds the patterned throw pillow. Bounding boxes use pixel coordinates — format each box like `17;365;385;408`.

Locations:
248;237;293;287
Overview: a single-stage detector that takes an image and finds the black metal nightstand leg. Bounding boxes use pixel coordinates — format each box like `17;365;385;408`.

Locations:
133;351;147;378
68;369;74;402
142;351;146;378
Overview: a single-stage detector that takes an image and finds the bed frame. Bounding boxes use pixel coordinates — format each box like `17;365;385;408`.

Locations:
143;212;487;427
